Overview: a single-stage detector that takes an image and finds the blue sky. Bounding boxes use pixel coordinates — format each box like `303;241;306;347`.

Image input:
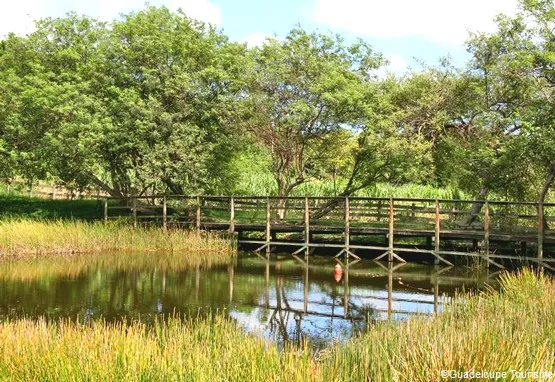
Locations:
0;0;521;74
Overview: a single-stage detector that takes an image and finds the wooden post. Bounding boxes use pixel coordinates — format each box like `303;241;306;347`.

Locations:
162;196;167;232
51;184;56;200
434;199;440;265
229;196;235;234
103;198;108;224
266;196;271;255
304;197;310;257
388;198;394;262
344;258;350;318
538;203;544;259
344;197;350;256
304;256;308;313
132;197;137;229
484;201;490;263
196;196;201;233
387;263;393;321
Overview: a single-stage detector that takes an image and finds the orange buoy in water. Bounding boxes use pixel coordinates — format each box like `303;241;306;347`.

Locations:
333;263;343;283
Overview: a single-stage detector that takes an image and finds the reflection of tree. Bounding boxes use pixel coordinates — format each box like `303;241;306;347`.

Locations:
266;276;305;348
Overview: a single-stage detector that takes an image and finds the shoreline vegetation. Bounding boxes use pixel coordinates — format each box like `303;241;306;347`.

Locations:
0;219;235;261
0;270;552;381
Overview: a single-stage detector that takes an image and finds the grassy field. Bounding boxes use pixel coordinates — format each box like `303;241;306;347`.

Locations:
0;194;104;220
0;219;235;260
0;269;552;381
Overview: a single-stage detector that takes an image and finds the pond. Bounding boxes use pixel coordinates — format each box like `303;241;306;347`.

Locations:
0;252;500;348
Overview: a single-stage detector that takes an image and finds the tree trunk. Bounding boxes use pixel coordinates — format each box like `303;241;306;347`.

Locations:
462;186;488;227
538;163;555;231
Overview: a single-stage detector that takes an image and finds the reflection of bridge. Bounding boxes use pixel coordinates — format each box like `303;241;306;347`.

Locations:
105;195;555;270
226;255;500;345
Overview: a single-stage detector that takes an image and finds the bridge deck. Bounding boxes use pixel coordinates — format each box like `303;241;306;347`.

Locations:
104;195;555;270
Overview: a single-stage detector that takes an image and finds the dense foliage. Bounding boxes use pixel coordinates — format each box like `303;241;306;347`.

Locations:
0;1;553;203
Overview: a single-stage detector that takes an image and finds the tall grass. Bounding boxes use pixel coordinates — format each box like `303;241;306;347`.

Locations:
0;315;315;382
0;269;552;381
234;173;470;199
0;219;235;260
320;269;555;381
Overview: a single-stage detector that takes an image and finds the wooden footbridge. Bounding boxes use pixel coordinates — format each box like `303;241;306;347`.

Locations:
103;195;555;270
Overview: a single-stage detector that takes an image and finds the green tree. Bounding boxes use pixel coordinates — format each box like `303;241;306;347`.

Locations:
240;28;383;218
466;0;555;207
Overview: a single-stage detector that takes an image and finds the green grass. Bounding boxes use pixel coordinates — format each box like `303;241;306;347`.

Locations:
0;219;235;260
0;269;552;381
0;195;104;220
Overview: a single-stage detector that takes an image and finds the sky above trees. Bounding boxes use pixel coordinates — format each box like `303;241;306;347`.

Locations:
0;0;520;74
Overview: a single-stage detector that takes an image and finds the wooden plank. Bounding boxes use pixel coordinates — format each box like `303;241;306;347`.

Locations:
162;196;167;232
104;198;108;224
266;196;271;255
388;198;394;262
345;197;350;254
484;201;490;263
230;196;235;234
434;199;440;265
538;202;544;259
132;197;137;229
305;197;310;257
196;196;201;232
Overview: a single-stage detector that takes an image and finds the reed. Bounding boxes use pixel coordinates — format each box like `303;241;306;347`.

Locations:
320;269;555;381
0;269;552;381
0;219;235;261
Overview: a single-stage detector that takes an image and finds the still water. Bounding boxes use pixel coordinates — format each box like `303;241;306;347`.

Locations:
0;252;499;347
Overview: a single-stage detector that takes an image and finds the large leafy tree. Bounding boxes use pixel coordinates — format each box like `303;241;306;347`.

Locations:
92;7;246;196
240;28;383;217
466;0;555;206
0;7;245;197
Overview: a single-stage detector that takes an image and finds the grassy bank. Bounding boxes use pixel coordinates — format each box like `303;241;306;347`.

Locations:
0;270;552;381
0;195;103;220
0;219;234;260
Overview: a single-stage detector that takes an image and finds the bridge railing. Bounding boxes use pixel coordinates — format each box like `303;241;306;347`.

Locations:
102;195;552;260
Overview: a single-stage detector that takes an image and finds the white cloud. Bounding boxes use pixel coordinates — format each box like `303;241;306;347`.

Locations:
170;0;221;25
0;0;47;37
312;0;520;45
0;0;222;38
243;32;271;47
374;54;409;78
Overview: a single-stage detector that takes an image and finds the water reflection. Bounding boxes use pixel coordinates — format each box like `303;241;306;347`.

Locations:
0;253;499;348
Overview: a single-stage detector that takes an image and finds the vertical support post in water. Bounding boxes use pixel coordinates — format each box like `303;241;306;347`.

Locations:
103;198;108;225
344;258;350;319
434;199;440;265
132;196;137;229
265;257;270;307
304;197;310;257
266;196;271;256
387;263;393;321
304;256;308;313
388;198;394;262
538;202;544;259
344;197;350;257
484;201;490;264
229;196;235;235
196;196;201;233
162;196;167;232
